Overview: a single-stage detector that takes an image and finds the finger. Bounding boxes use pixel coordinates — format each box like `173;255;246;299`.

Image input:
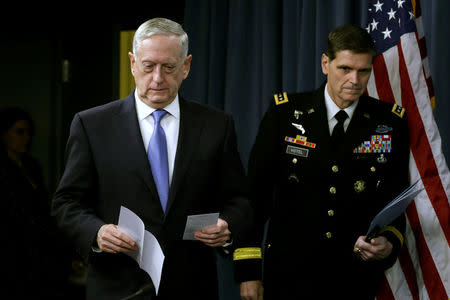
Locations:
103;234;137;252
201;225;221;234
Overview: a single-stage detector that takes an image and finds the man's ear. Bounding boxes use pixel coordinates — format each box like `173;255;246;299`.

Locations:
183;54;193;79
321;53;329;75
128;52;136;76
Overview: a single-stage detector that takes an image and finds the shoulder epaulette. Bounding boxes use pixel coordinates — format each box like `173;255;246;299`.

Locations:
274;92;289;105
391;103;406;118
233;247;262;261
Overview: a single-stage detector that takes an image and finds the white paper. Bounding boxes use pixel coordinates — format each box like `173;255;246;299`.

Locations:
182;212;219;240
118;206;165;295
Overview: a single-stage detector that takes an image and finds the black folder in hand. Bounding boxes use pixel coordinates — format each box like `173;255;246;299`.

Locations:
365;179;424;241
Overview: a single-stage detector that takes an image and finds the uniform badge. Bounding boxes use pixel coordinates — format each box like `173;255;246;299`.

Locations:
376;125;393;134
291;123;306;134
286;145;309;158
377;154;387;163
307;108;315;114
294;110;303;119
353;135;392;153
392;104;406;118
354;180;366;193
285;135;317;148
364;113;371;119
274;92;288;105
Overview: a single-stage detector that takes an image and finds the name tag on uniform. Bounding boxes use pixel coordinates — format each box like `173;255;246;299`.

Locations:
286;145;309;158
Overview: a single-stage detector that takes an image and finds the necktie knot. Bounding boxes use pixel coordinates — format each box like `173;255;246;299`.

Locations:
335;110;348;124
153;109;167;124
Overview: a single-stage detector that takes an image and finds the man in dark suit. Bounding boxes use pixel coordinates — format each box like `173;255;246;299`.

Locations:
235;24;410;300
52;18;250;300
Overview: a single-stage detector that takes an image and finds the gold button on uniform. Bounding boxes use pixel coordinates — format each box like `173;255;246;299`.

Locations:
331;165;339;173
292;158;298;164
329;186;336;194
370;166;376;172
325;232;332;239
327;209;334;216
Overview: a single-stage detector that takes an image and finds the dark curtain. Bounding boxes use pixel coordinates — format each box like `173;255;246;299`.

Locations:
181;1;450;299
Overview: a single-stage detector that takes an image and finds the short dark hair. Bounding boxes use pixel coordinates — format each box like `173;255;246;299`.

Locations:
325;24;376;61
0;107;35;153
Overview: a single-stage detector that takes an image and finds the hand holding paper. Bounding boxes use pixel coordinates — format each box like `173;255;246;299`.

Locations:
118;206;165;295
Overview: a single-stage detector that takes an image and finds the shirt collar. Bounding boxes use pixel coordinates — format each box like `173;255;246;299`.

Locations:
135;89;180;121
324;83;359;121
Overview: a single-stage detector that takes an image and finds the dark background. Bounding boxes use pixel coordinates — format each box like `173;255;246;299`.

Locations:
1;1;448;300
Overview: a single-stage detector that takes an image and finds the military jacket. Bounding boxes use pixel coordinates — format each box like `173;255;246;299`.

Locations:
234;86;410;299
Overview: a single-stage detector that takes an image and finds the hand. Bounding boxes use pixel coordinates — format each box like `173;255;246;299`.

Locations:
353;235;393;261
194;218;231;247
240;280;263;300
96;224;138;254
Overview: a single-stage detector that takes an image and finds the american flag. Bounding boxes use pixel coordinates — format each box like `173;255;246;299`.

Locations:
365;0;450;299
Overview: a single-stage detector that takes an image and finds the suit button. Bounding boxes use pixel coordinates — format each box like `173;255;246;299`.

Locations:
329;186;336;194
328;209;334;216
292;158;298;164
370;166;376;172
332;165;339;173
325;232;332;239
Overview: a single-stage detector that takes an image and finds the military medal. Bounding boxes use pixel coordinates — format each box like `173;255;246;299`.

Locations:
285;135;316;149
353;135;392;153
377;154;387;163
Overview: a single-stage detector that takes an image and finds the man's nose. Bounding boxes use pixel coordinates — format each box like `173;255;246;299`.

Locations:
152;65;164;83
349;71;359;85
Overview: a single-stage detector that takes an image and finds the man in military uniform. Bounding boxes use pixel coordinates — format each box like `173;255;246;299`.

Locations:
234;24;410;300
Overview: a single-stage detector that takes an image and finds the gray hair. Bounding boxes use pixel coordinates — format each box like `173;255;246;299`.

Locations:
133;18;189;59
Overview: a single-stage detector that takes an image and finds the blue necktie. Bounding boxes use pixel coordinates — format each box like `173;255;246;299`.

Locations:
148;110;169;212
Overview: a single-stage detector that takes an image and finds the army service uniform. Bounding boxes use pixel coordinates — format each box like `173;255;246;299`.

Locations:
234;85;410;299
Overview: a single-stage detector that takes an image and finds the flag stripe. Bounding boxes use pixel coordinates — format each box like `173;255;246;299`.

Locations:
377;275;396;300
372;55;395;104
397;244;420;300
406;202;448;299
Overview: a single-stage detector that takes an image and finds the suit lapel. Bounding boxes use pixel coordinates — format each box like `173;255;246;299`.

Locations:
165;98;204;214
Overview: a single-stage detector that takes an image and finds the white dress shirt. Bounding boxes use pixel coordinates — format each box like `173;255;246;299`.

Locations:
324;83;359;135
135;90;180;186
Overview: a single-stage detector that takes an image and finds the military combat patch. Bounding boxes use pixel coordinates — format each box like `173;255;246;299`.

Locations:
392;104;405;118
286;145;309;158
376;124;393;134
285;135;316;148
274;92;289;105
353;135;392;153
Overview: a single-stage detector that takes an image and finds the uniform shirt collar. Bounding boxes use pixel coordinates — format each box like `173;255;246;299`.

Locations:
135;89;180;121
324;83;359;121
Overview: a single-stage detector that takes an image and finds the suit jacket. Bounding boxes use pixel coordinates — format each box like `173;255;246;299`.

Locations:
52;93;250;300
234;85;410;299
